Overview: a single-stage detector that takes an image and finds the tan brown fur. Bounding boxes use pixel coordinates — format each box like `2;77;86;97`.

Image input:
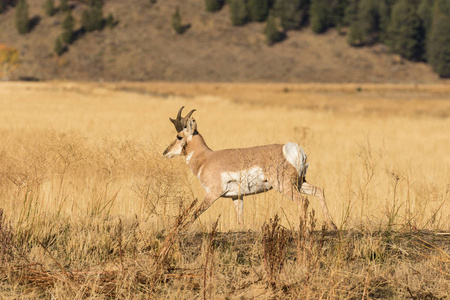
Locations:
164;111;337;230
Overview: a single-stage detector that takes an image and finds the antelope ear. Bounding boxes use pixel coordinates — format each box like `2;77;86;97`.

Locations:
186;118;197;134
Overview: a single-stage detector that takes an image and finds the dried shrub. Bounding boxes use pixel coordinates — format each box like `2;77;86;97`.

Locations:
0;208;14;264
151;198;198;285
203;218;219;300
297;198;326;281
262;214;289;289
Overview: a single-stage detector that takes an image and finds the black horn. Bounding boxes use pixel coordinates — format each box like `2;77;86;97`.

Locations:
169;106;196;132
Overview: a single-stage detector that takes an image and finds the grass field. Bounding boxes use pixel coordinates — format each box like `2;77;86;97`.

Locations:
0;81;449;298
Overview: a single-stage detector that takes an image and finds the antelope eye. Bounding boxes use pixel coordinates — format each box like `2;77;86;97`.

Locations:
177;136;182;140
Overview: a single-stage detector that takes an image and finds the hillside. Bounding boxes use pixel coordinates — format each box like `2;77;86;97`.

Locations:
0;0;446;83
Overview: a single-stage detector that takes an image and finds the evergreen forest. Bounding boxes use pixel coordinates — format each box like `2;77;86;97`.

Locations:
216;0;450;77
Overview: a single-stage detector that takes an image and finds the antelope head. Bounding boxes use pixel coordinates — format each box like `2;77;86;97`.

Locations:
163;106;197;158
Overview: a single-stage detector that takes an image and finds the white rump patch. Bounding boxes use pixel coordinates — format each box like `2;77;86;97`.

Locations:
221;167;272;198
283;142;309;176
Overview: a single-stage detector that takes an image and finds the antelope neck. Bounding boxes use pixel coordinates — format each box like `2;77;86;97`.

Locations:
185;133;211;175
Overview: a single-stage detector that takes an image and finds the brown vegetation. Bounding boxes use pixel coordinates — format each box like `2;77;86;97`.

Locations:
0;81;449;298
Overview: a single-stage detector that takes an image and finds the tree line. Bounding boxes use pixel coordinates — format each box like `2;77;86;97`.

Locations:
4;0;116;56
204;0;450;78
3;0;448;77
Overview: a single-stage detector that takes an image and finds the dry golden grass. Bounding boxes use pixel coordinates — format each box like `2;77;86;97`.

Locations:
0;81;449;298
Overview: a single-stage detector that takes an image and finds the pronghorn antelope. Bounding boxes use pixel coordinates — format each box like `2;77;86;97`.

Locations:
163;107;338;230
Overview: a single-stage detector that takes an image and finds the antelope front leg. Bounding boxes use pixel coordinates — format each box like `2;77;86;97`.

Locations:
232;196;244;226
183;194;221;230
300;182;338;230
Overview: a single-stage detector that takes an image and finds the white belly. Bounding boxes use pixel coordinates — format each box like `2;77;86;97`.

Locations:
221;167;272;198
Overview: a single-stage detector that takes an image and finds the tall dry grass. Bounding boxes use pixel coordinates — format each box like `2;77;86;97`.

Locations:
0;81;448;298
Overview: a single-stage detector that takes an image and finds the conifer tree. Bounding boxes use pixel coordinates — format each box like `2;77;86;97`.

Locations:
81;9;92;31
44;0;55;16
330;0;348;28
248;0;269;22
348;0;381;45
61;11;75;44
344;0;359;26
428;0;450;77
386;0;425;61
273;0;309;31
377;0;391;42
264;13;283;44
105;13;115;28
81;2;104;32
205;0;223;12
91;3;104;29
60;0;69;12
54;37;65;56
418;0;435;36
229;0;248;26
15;0;29;34
310;0;330;33
88;0;102;6
357;0;378;43
172;6;184;34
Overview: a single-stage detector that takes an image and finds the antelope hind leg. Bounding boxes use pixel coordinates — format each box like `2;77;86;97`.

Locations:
300;181;338;230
